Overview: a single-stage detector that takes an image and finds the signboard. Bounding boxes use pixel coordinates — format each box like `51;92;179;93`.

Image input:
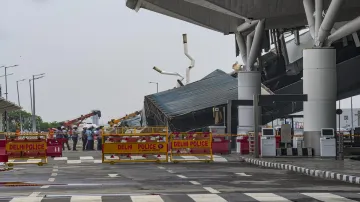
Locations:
103;142;167;154
172;140;211;149
6;142;47;152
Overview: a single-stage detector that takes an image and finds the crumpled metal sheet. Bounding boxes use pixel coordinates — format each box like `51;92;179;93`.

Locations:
146;69;238;118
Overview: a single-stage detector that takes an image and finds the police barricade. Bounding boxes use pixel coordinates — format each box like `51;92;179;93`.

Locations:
5;134;47;166
102;132;168;164
170;132;213;163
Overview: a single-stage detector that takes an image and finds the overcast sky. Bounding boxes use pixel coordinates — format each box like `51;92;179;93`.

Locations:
1;0;358;124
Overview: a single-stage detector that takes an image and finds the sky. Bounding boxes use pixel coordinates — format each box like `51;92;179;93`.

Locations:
0;0;358;124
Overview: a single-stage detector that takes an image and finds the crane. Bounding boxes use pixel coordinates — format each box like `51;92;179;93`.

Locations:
63;110;101;128
108;110;141;127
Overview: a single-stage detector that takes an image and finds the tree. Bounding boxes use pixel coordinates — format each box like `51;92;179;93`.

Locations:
6;110;61;132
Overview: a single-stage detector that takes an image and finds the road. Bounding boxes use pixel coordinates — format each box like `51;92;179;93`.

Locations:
1;150;360;201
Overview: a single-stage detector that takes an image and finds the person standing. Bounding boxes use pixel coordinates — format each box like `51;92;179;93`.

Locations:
62;127;71;151
86;127;94;150
82;127;87;151
72;127;79;151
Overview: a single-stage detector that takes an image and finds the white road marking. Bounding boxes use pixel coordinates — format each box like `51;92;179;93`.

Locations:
236;172;252;177
52;169;58;172
51;173;57;177
177;175;187;178
108;174;118;177
167;170;175;173
40;185;49;189
245;193;291;201
203;187;221;194
181;156;199;160
209;155;228;162
29;192;40;197
54;157;67;161
10;196;44;202
190;181;201;185
188;194;227;202
157;166;166;169
67;160;82;164
80;156;94;160
26;159;41;163
70;195;102;202
93;160;102;163
53;166;58;168
67;183;102;186
130;195;164;202
302;193;357;202
48;178;55;182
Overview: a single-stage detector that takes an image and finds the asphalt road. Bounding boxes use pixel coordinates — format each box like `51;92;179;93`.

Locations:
1;151;360;201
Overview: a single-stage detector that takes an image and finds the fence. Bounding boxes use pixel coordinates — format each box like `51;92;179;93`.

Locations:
102;132;168;163
169;132;213;163
5;134;48;166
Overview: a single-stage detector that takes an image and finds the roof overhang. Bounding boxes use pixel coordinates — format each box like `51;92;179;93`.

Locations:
0;98;21;113
127;0;360;35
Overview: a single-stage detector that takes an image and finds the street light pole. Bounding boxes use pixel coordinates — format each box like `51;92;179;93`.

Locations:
31;73;45;132
0;65;18;100
149;82;159;93
16;79;25;132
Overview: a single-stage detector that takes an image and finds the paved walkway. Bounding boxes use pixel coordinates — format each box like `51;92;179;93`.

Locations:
241;155;360;185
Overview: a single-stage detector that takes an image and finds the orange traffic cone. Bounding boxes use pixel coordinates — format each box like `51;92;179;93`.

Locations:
157;154;161;157
110;155;114;158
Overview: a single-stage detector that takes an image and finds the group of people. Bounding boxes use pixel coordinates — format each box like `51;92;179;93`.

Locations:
52;126;104;151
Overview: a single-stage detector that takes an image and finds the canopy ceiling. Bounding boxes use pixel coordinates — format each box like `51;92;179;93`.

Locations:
127;0;360;34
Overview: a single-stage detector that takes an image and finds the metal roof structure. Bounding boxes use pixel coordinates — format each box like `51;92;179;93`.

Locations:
126;0;360;35
0;97;21;113
145;69;237;119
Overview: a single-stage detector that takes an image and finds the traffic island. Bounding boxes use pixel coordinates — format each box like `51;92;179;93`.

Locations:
241;156;360;185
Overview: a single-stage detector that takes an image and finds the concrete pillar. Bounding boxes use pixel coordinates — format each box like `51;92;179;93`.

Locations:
237;71;261;134
303;48;337;155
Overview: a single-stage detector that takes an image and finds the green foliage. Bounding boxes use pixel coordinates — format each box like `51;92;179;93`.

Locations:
7;110;61;132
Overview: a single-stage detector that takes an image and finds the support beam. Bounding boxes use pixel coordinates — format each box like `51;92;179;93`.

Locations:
327;16;360;46
237;20;259;32
315;0;323;38
247;20;265;71
316;0;344;46
294;30;300;45
235;32;247;65
352;32;360;47
279;32;290;65
246;31;255;67
303;0;315;39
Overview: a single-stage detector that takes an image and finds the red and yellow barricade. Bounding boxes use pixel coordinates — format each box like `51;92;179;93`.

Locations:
5;134;47;167
102;132;168;164
170;132;213;163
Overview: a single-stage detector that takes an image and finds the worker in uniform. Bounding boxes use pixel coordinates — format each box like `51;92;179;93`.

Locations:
94;127;102;151
62;126;71;151
82;127;87;151
72;126;79;151
85;127;94;150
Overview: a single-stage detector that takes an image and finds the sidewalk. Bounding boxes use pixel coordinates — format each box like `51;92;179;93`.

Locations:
241;155;360;185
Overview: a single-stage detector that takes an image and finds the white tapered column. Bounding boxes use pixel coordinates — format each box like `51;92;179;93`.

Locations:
303;48;337;156
237;71;261;134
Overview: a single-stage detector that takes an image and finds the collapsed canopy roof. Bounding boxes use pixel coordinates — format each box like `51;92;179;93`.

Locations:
0;97;21;112
145;69;237;120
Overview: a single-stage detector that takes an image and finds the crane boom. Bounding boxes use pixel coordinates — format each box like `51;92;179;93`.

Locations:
63;110;101;127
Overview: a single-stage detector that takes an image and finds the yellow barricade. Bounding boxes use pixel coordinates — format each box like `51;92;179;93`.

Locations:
102;132;168;164
5;134;47;167
170;132;213;163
